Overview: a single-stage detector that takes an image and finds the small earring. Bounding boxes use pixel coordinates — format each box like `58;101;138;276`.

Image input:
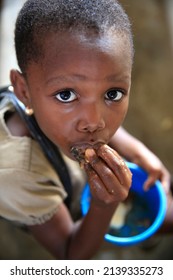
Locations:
25;106;34;116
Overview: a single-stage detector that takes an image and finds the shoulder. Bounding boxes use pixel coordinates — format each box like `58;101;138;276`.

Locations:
5;111;31;137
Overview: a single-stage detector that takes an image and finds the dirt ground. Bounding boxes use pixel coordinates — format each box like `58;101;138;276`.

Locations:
0;0;173;260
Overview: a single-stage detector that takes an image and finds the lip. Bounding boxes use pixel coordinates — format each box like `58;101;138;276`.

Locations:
70;141;105;151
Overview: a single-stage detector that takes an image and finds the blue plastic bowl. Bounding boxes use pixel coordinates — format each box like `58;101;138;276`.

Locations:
81;162;167;246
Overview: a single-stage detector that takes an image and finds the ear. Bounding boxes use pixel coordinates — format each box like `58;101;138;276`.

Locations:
10;69;31;107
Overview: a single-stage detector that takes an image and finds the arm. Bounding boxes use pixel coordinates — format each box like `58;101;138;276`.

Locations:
29;200;117;260
109;126;171;192
29;145;132;260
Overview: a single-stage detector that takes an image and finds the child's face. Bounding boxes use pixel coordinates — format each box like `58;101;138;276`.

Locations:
14;31;132;159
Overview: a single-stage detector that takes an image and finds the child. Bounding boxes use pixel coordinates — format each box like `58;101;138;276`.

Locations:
0;0;171;259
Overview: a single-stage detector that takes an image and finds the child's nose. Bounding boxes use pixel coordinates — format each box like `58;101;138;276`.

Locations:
77;103;105;133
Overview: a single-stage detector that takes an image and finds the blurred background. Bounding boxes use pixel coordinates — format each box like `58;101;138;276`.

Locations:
0;0;173;259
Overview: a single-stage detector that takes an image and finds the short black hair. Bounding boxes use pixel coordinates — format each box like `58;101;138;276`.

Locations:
14;0;134;74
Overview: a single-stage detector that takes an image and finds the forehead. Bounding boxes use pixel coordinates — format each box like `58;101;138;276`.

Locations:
26;30;132;97
25;31;132;86
38;30;132;67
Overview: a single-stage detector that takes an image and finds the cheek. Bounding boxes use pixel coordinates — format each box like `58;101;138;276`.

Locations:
107;102;129;129
34;107;76;148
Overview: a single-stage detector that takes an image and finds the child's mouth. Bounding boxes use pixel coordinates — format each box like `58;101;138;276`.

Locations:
70;142;104;166
70;146;86;163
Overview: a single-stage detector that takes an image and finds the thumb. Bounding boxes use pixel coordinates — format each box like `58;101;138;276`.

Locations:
143;175;157;192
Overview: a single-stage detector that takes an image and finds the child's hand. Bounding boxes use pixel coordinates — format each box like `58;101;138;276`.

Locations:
133;148;170;194
109;127;171;195
84;144;132;207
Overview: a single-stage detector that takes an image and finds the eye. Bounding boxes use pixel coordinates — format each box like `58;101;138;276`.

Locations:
55;90;77;103
105;89;124;101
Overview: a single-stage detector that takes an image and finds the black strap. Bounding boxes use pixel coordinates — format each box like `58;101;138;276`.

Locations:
0;86;73;208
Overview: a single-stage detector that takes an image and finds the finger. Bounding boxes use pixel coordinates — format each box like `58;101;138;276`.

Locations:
143;169;171;193
84;163;117;203
97;144;132;187
143;175;158;191
85;149;130;201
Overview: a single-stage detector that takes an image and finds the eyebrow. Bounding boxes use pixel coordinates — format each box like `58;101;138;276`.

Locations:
46;73;130;85
105;74;130;83
46;74;88;85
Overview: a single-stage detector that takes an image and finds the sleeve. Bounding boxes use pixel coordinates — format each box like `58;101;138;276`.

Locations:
0;109;67;225
0;168;67;226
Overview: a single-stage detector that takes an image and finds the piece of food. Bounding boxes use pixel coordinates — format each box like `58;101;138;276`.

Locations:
71;144;102;168
108;192;152;237
71;146;87;168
